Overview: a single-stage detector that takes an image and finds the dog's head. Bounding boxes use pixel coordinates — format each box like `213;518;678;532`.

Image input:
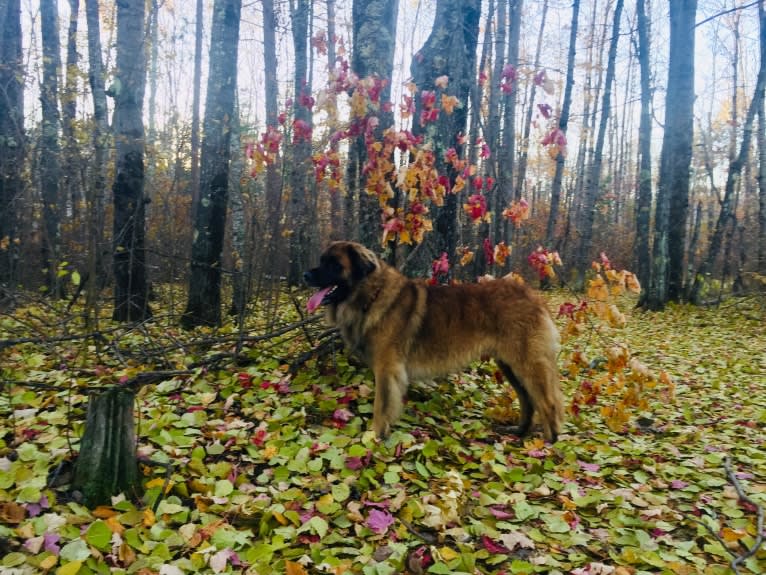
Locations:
304;241;380;312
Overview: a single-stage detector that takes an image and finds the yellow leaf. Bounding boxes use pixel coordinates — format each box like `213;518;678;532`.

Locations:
142;508;156;527
40;555;58;570
438;546;459;561
273;511;289;526
145;477;170;490
56;561;83;575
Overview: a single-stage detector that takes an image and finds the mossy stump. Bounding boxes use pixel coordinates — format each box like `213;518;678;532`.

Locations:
73;387;141;507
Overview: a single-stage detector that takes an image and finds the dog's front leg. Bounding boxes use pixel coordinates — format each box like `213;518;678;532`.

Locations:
372;361;408;438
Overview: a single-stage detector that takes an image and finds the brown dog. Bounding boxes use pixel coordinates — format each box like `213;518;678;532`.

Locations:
304;241;564;442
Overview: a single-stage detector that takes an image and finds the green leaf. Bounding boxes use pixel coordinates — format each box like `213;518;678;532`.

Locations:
85;520;112;551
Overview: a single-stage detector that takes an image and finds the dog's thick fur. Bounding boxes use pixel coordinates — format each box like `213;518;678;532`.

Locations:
304;241;564;441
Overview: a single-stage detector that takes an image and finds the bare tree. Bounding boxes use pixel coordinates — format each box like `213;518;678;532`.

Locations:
287;0;311;285
0;0;24;291
545;0;579;247
574;0;624;288
84;0;110;326
112;0;151;322
182;0;242;328
40;0;63;296
645;0;697;310
690;0;766;303
634;0;653;293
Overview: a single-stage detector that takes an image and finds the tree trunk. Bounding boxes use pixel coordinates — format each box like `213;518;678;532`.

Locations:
646;0;696;310
634;0;653;297
574;0;623;289
112;0;150;322
73;388;140;508
410;0;480;273
190;0;203;215
665;0;698;302
182;0;242;328
229;111;247;318
85;0;109;327
759;44;766;275
487;0;506;251
0;0;24;290
62;0;81;222
545;0;579;246
351;0;399;250
690;0;765;303
326;0;344;239
287;0;311;285
40;0;63;297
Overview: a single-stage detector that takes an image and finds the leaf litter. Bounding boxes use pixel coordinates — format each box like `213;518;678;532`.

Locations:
0;292;764;574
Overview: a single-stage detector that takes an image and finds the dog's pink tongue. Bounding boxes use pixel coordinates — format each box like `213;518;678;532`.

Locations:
307;287;332;313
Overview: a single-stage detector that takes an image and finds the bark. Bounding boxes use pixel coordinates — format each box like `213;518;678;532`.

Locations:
72;388;140;507
182;0;242;328
634;0;653;296
287;0;311;285
62;0;80;220
229;111;247;318
646;0;697;310
190;0;203;214
350;0;399;249
326;0;344;238
759;58;766;275
0;0;23;289
261;0;284;283
574;0;623;289
112;0;151;322
469;0;494;278
40;0;63;297
690;0;765;303
146;0;159;184
85;0;109;326
545;0;580;246
410;0;480;271
666;1;698;301
487;0;506;249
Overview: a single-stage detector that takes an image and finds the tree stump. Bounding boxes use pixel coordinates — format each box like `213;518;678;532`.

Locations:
73;387;141;507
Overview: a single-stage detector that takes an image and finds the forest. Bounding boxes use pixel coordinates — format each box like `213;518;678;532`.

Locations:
0;0;765;574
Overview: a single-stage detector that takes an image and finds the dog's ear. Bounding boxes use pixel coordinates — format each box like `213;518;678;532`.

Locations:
348;244;379;281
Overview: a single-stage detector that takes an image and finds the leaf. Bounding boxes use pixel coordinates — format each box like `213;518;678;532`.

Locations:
85;520;112;550
56;561;83;575
286;560;309;575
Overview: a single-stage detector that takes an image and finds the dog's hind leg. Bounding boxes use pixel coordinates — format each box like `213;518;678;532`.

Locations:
372;361;409;438
496;360;534;437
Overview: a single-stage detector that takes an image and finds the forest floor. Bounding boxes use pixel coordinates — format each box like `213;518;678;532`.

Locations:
0;287;765;575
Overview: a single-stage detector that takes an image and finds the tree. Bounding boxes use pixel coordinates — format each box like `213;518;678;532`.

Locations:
645;0;697;310
287;0;311;285
112;0;151;322
40;0;63;296
0;0;24;292
190;0;203;215
62;0;81;221
182;0;242;328
350;0;399;249
690;0;766;303
410;0;480;270
574;0;624;289
545;0;580;247
634;0;653;296
84;0;109;326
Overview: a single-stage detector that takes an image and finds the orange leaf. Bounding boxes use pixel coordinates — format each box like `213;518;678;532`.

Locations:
286;560;309;575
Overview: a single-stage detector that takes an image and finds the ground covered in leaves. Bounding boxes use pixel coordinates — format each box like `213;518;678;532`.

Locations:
1;290;764;575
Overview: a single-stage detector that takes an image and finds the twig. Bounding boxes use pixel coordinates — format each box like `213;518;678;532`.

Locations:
724;456;765;573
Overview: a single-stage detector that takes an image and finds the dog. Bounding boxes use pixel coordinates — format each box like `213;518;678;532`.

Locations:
304;241;564;442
